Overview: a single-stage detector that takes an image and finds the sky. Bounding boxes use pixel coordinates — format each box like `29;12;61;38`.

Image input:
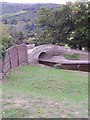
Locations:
0;0;77;4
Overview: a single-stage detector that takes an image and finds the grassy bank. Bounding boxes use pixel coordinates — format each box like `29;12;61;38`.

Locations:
2;65;88;118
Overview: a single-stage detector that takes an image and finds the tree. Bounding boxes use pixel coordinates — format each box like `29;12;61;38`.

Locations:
10;21;28;44
68;1;89;50
38;2;89;51
2;24;12;48
38;5;73;45
0;22;12;60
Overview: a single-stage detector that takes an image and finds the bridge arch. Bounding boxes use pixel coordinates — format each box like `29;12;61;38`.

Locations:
38;52;47;59
27;45;54;65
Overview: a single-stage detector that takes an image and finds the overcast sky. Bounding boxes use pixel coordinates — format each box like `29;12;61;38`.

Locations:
0;0;77;4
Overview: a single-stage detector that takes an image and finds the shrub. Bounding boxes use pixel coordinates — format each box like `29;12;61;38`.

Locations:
53;64;62;69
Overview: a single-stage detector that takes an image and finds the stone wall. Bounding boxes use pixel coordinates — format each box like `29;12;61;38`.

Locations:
39;60;89;72
52;45;88;58
3;43;28;73
17;44;28;66
61;63;89;72
8;46;18;69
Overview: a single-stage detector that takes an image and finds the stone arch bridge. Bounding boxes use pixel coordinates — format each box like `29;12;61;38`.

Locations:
27;45;54;64
27;44;88;65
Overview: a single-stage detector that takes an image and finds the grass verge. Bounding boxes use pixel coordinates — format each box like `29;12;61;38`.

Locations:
2;65;88;118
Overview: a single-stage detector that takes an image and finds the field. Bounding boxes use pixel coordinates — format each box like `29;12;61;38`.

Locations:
1;65;88;118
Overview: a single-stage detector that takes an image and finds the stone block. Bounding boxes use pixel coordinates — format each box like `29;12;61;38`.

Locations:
8;46;18;69
17;43;28;66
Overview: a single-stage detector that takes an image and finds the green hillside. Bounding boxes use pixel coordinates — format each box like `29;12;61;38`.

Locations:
1;2;59;25
0;2;60;42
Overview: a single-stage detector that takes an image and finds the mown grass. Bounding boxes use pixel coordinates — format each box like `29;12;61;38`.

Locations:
2;65;88;118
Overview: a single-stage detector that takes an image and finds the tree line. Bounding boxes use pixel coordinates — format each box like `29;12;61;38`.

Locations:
38;1;89;51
